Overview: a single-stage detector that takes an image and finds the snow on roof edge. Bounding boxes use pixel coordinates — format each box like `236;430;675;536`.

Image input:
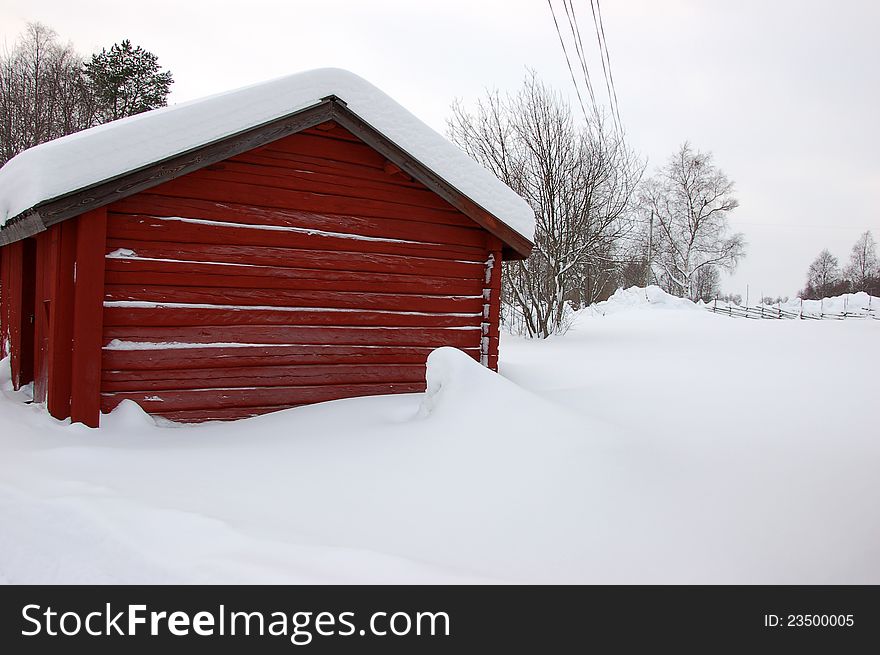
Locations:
0;68;535;244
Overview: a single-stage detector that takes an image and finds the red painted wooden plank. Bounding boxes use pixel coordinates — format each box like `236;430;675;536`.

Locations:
193;162;456;212
259;131;387;168
232;150;425;190
103;260;484;295
105;214;486;260
101;381;427;412
103;285;483;313
233;150;427;191
71;209;108;427
103;239;484;279
33;228;59;404
47;219;78;419
102;344;476;371
110;194;481;244
154;405;305;423
101;363;427;391
299;123;362;143
102;306;480;329
102;324;482;348
147;175;473;227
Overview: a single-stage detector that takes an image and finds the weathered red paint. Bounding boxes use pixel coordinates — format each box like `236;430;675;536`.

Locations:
33;227;59;404
0;123;517;424
70;208;107;427
47;219;77;419
0;242;19;375
0;239;37;389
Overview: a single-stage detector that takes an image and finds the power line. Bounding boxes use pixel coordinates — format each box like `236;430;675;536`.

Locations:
561;0;601;125
547;0;624;135
589;0;623;133
546;0;591;125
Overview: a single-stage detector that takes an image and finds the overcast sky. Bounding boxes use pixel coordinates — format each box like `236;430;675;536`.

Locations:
2;0;878;298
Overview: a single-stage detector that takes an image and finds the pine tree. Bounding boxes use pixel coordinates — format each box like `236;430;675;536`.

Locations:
83;39;173;123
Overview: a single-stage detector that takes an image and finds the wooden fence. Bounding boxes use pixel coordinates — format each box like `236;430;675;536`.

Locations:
706;298;878;321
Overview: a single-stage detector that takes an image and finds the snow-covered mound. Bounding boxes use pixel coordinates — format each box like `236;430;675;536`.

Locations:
419;346;539;419
582;285;698;317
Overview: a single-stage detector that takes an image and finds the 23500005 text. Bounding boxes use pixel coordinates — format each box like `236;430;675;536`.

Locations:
764;614;854;628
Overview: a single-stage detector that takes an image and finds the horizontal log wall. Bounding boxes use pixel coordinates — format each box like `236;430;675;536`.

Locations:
102;124;491;421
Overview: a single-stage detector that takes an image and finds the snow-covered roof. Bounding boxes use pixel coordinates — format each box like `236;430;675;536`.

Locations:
0;68;535;245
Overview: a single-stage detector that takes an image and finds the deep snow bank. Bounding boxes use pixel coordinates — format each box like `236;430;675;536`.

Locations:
0;350;617;584
2;308;879;583
581;286;699;317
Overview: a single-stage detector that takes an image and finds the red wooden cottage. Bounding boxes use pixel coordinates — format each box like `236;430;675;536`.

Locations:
0;69;534;426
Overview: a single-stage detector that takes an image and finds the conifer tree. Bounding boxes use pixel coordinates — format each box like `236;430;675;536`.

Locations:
84;39;173;123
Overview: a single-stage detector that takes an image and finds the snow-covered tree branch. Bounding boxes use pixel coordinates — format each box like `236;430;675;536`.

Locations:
448;73;644;338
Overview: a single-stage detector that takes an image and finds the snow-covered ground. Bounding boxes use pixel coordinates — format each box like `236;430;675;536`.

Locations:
1;287;878;584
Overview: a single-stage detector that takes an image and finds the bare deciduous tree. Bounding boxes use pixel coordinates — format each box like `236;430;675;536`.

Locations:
800;248;845;299
448;73;643;338
691;264;721;302
642;142;745;300
0;22;95;166
845;230;878;292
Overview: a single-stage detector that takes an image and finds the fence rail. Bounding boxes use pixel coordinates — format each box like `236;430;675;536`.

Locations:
706;300;878;321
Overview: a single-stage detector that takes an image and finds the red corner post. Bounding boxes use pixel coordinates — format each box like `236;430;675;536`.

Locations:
47;220;78;419
70;209;107;427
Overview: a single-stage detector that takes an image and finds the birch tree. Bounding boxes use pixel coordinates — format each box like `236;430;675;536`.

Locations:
0;22;94;165
643;143;745;300
844;231;878;292
801;248;845;299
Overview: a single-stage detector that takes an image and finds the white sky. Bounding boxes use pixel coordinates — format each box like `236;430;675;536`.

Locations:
2;0;878;298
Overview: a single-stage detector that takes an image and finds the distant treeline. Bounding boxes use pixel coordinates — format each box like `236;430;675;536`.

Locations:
800;231;879;299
